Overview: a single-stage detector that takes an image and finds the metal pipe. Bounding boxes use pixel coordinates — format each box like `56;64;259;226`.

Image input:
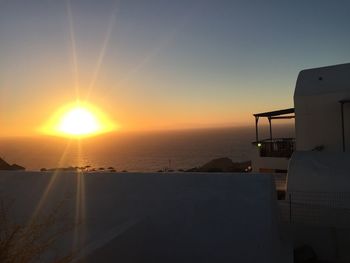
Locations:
341;102;345;152
289;193;292;224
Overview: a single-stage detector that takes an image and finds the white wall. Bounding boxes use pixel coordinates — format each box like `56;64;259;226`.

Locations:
284;64;350;262
286;151;350;262
294;63;350;151
0;171;289;263
287;151;350;193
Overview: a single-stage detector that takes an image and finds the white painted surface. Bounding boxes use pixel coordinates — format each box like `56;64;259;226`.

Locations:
287;151;350;193
0;171;289;263
294;63;350;151
279;64;350;263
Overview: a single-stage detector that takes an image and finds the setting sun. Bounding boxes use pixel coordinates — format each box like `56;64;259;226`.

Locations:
42;102;117;137
58;107;100;136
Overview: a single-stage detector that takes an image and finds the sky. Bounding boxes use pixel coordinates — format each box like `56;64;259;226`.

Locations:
0;0;350;136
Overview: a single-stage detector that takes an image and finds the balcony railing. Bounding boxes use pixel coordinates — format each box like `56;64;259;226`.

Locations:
253;138;295;158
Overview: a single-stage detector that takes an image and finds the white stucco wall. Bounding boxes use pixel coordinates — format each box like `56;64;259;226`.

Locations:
286;151;350;262
282;64;350;263
294;63;350;151
287;151;350;193
0;171;289;263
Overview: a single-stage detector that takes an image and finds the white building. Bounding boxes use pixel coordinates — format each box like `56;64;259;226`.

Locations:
288;63;350;193
295;63;350;152
250;63;350;262
252;63;350;172
286;63;350;262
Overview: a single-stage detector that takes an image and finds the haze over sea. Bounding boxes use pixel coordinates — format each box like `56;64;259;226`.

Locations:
0;125;294;172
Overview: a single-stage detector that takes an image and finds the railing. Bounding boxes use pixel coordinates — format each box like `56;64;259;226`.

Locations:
254;138;295;158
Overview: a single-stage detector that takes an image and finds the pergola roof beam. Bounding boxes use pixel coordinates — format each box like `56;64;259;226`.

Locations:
253;108;294;118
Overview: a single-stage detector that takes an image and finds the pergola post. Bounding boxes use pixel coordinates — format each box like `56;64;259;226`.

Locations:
268;117;272;140
255;116;259;142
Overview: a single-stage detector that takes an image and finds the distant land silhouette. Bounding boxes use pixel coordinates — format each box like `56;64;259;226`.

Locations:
0;157;25;170
185;157;251;173
37;157;251;174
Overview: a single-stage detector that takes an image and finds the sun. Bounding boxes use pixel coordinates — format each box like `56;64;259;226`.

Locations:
58;107;100;136
42;102;116;137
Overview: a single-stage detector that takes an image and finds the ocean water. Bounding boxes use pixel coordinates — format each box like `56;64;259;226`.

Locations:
0;125;294;172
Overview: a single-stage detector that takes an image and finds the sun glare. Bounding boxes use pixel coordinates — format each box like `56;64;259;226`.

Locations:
43;102;116;137
58;107;100;135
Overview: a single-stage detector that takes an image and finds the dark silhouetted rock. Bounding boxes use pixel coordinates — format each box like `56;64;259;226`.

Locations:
11;164;25;170
0;158;12;170
196;158;251;173
0;158;25;170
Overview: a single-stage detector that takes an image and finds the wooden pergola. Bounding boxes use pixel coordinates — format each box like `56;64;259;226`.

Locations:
253;108;295;142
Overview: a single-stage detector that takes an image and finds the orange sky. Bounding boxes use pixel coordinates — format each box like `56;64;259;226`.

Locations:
2;0;349;137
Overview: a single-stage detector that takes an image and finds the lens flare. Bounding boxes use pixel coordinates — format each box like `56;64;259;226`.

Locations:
58;107;99;135
42;102;117;137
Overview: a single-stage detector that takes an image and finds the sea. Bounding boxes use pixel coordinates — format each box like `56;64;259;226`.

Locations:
0;125;294;172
